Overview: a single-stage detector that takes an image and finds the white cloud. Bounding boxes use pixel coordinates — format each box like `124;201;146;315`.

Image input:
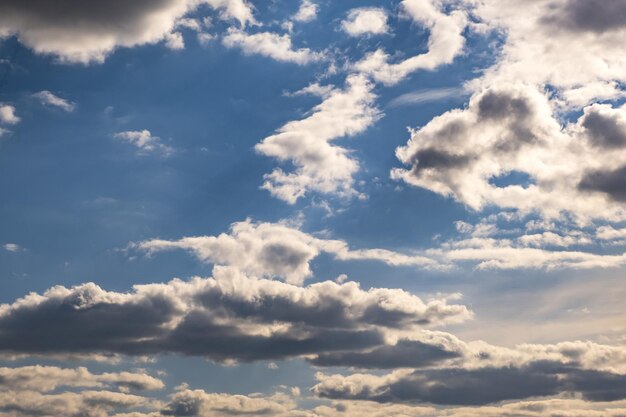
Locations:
164;31;185;50
33;91;76;112
135;219;438;285
222;28;324;65
470;0;626;107
114;130;173;156
0;104;19;124
293;0;318;23
0;0;255;64
341;8;389;37
256;74;380;203
2;243;21;252
355;0;468;85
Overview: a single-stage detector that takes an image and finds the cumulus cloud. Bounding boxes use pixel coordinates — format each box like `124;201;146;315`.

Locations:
114;130;173;156
256;75;380;203
341;8;389;37
293;0;318;23
0;267;470;361
0;0;254;64
0;105;19;125
134;219;437;285
392;84;626;222
222;28;324;65
354;0;468;85
33;90;76;112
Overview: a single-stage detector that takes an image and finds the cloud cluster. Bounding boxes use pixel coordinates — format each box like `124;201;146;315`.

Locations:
0;0;254;63
391;0;626;223
0;267;470;362
312;334;626;406
137;218;626;276
0;365;162;417
393;84;626;221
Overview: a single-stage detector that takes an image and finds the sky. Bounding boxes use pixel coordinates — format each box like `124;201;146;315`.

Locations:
1;0;626;416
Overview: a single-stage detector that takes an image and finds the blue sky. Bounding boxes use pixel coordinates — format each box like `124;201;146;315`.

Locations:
1;0;626;416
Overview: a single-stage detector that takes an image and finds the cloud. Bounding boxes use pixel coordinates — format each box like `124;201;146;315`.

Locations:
471;0;626;107
0;365;164;392
392;84;626;221
134;219;438;285
256;74;380;203
387;87;466;108
161;389;300;417
311;327;626;405
293;0;318;23
33;90;76;112
2;243;21;252
0;105;19;125
0;365;161;417
341;8;389;37
222;28;324;65
136;218;626;276
354;0;467;85
114;130;173;156
313;362;626;405
0;0;254;64
309;338;460;369
541;0;626;35
0;267;471;361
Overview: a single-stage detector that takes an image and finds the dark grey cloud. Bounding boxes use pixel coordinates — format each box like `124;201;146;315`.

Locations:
411;148;474;174
0;272;470;362
544;0;626;34
578;164;626;201
309;339;460;369
313;361;626;406
477;90;532;121
582;108;626;148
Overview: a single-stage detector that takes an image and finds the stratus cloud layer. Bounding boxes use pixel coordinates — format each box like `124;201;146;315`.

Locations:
0;0;254;63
